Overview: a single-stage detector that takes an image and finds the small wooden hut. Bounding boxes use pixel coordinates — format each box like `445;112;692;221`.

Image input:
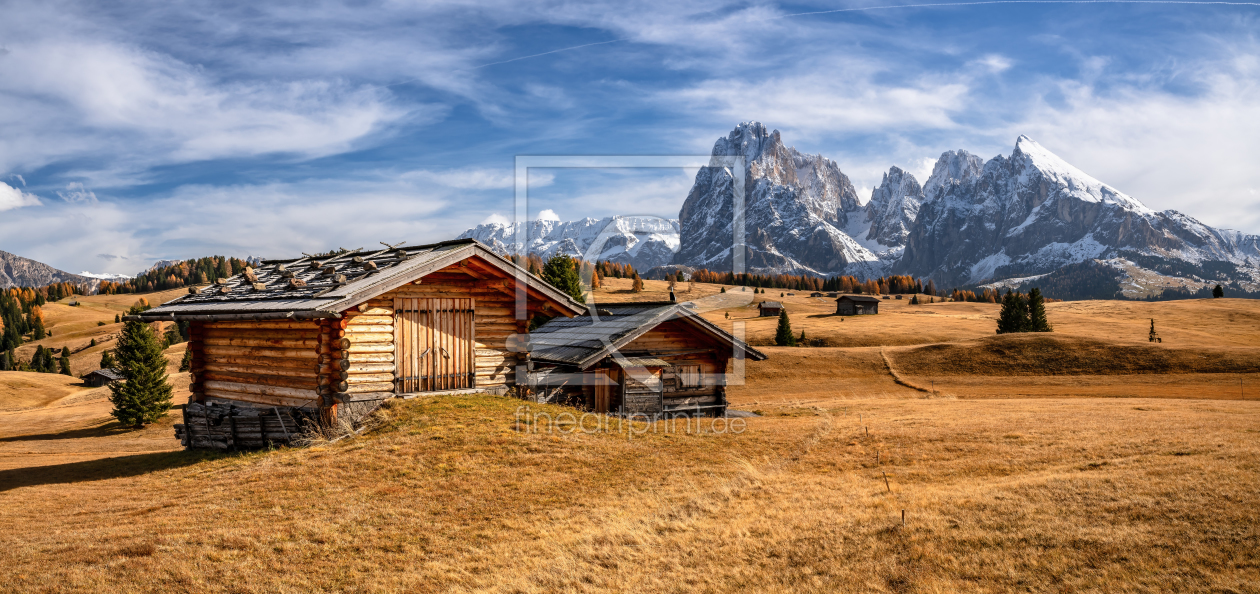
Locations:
83;368;123;387
524;302;766;417
758;301;784;317
835;295;880;315
129;239;585;448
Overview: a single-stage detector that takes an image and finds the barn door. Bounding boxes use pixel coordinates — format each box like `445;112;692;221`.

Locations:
394;298;475;393
593;368;617;413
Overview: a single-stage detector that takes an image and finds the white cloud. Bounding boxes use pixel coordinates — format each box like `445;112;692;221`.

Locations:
404;167;554;190
0;181;40;211
973;54;1013;74
57;182;96;203
480;213;511;226
666;70;970;138
536;208;561;221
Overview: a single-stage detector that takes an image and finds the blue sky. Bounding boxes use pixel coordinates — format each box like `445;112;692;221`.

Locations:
1;0;1258;274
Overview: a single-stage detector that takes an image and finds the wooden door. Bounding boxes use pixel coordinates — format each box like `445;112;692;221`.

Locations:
593;368;617;413
394;298;475;393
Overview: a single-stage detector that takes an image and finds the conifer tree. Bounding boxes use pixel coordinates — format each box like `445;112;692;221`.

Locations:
115;314;121;323
108;317;173;428
179;348;193;372
1027;288;1053;332
774;310;796;347
720;287;726;293
631;274;644;293
798;329;806;346
100;349;116;369
996;290;1030;334
541;254;585;302
1213;284;1225;298
59;347;72;376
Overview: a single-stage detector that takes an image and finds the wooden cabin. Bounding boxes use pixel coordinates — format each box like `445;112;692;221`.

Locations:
524;302;766;417
83;368;123;387
758;301;784;317
835;295;880;315
129;239;585;448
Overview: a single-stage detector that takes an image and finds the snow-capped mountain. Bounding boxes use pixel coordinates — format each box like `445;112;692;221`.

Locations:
457;122;1260;298
674;122;902;277
458;215;680;271
897;135;1260;288
858;165;923;257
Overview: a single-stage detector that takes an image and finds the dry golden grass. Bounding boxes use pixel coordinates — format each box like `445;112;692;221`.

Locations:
0;288;1258;592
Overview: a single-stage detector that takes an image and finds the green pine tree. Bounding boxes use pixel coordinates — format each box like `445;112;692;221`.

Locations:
1213;284;1224;298
59;349;72;376
1027;288;1053;332
798;329;806;346
775;310;796;347
541;254;585;302
100;349;116;369
179;348;193;372
720;287;726;293
114;314;121;323
996;290;1031;334
108;319;173;428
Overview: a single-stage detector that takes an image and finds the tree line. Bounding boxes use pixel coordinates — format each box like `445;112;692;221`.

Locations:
97;255;252;295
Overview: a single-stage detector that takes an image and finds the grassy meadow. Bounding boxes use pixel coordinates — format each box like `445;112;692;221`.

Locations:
0;281;1257;592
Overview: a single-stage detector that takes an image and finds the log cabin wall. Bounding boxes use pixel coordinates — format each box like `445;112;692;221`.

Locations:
339;297;396;399
374;260;527;392
190;319;326;409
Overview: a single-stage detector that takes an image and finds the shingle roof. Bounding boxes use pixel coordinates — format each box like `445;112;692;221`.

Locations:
759;301;783;308
132;239;584;321
836;295;882;303
85;368;124;381
528;302;766;368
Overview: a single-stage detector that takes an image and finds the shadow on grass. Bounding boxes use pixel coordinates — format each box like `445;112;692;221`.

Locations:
0;405;186;443
0;449;224;492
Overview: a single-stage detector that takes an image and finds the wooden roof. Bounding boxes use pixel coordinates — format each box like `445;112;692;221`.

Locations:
836;295;882;303
132;239;585;321
527;302;766;369
759;301;784;308
84;368;124;381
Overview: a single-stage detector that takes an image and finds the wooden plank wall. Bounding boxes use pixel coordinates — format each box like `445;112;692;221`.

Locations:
623;319;729;411
190;320;326;408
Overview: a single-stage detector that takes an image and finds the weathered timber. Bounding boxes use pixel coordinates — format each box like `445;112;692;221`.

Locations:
203;380;320;400
345;332;393;343
345;381;394;394
332;391;394;403
202;345;320;359
347;343;394;353
345;352;395;363
203;321;322;331
203;363;317;379
344;325;394;333
345;373;394;383
344;315;393;325
202;337;322;349
347;363;395;373
201;388;318;408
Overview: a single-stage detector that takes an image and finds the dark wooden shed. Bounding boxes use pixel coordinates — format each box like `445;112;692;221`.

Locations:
525;302;766;417
835;295;881;315
758;301;784;317
130;239;585;448
83;368;123;387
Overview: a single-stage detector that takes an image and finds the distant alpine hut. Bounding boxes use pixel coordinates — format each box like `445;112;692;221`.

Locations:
83;368;124;387
129;239;585;448
525;302;766;417
835;295;881;315
758;301;784;317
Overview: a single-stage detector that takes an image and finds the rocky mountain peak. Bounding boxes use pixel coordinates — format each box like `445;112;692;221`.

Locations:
864;166;923;248
923;149;984;201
